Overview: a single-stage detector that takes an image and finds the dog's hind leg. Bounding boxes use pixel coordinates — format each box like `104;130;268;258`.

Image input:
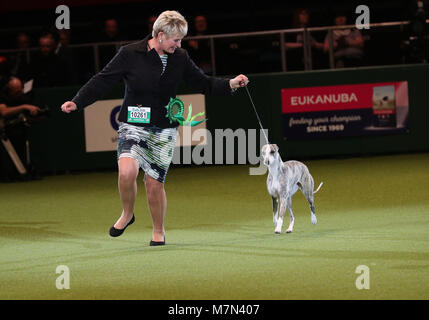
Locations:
310;203;317;225
274;198;287;234
272;197;279;226
299;171;318;225
285;197;295;233
302;187;317;225
306;194;317;225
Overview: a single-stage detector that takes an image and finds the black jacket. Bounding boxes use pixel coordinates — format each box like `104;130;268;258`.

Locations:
72;34;233;128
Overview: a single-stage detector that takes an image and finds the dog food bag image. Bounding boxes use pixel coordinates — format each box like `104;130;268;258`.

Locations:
372;85;396;127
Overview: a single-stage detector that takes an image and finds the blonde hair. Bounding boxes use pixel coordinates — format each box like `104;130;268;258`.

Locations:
152;10;188;38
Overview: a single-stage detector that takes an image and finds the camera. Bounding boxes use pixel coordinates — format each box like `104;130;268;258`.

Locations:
0;105;50;137
22;105;51;126
0;104;50;181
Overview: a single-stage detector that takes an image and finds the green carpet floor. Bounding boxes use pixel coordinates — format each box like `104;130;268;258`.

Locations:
1;153;428;299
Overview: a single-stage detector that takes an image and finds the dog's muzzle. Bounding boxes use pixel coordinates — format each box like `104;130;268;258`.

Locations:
262;156;270;166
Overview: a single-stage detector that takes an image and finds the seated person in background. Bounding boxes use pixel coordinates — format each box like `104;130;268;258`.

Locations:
0;77;39;118
9;32;32;81
98;18;125;69
285;8;324;70
58;29;71;47
99;18;124;42
55;29;79;85
323;12;364;68
286;8;324;50
146;15;158;35
29;34;70;87
16;32;31;49
0;56;10;81
0;76;40;181
186;15;212;74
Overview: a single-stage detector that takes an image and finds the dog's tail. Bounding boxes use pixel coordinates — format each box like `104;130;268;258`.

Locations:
313;182;323;194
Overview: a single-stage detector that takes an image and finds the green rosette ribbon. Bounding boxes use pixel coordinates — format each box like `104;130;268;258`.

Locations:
165;97;185;124
165;97;207;127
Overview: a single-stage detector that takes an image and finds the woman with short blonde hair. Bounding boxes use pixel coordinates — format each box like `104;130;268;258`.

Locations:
61;10;248;246
152;10;188;38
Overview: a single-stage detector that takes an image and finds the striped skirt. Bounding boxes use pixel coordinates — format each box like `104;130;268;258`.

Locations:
117;122;178;183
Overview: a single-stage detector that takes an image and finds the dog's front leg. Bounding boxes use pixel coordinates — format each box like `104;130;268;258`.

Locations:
286;197;295;233
272;197;278;226
274;198;286;234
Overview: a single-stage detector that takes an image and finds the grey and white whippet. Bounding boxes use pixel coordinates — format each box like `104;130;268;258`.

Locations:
261;144;323;234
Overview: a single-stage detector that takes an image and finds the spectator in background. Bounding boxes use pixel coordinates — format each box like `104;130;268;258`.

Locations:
0;56;12;92
9;32;32;81
0;76;40;181
0;56;10;78
285;8;324;70
401;0;429;63
57;29;71;47
147;15;158;35
55;29;79;85
16;33;31;49
323;12;364;68
100;18;123;42
286;8;324;50
28;34;70;87
186;15;212;74
98;18;124;69
0;76;39;118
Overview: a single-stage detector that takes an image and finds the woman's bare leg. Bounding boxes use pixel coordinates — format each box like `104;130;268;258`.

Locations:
144;174;167;242
115;157;139;229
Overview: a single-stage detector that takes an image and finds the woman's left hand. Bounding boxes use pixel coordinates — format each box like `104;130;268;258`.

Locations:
229;74;249;89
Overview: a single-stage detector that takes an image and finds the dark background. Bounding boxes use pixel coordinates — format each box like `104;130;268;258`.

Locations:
0;0;419;48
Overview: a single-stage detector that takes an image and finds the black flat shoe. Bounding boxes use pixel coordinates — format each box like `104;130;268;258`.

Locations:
109;214;135;237
150;236;165;246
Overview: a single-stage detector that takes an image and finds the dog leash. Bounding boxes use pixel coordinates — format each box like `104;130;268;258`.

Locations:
244;84;270;145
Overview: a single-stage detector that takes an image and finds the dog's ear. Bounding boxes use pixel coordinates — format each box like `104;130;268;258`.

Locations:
273;144;279;152
261;144;268;153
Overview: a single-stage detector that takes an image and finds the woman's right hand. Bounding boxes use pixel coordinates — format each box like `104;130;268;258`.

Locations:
61;101;77;113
